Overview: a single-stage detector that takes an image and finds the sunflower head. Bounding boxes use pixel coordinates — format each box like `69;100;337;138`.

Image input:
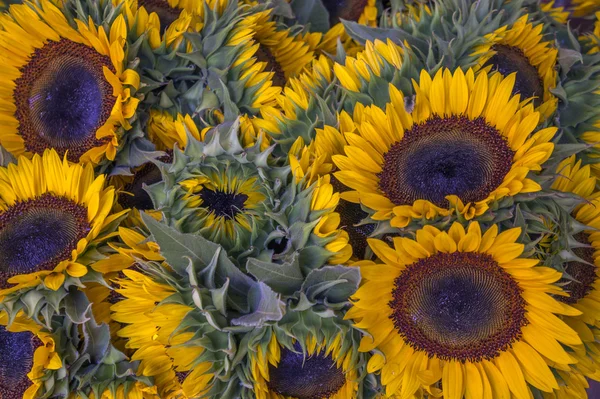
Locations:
248;316;364;399
348;220;582;398
0;149;133;325
0;0;140;166
145;118;288;256
0;311;61;399
474;15;559;120
332;68;555;228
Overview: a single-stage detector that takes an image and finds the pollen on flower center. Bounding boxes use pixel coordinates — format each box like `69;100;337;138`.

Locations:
389;251;528;362
484;44;545;107
0;326;40;398
0;193;91;288
267;344;346;399
199;189;249;219
14;39;115;162
378;115;514;208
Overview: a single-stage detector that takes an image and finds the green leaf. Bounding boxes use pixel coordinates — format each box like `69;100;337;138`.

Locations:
141;213;255;308
231;282;285;327
64;290;93;324
302;266;360;304
82;315;111;363
0;145;15;167
246;254;304;296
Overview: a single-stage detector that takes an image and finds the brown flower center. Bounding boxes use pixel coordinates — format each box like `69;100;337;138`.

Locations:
255;46;286;87
13;39;115;162
558;232;597;304
484;45;545;107
267;343;346;399
389;251;528;362
0;193;91;288
378;115;514;208
0;327;42;398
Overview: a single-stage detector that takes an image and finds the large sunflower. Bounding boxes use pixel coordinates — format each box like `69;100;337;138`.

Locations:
0;1;140;164
250;329;359;399
0;311;61;399
332;68;555;228
473;15;559;120
348;221;582;398
0;149;125;295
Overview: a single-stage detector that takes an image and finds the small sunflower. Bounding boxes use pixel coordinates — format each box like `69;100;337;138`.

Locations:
0;311;62;399
146;118;286;254
178;169;268;241
332;68;555;228
261;54;337;156
237;9;315;89
0;0;140;164
291;140;376;261
348;221;582;398
0;149;125;295
474;15;559;120
250;330;359;399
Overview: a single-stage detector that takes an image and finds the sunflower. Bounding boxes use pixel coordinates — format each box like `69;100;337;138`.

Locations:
112;269;212;399
0;1;140;164
236;9;315;90
250;330;359;399
347;221;583;398
291;142;377;261
546;156;600;391
260;54;337;155
118;0;194;50
332;68;556;228
0;149;126;295
145;119;284;254
178;169;267;240
473;15;559;120
0;311;61;399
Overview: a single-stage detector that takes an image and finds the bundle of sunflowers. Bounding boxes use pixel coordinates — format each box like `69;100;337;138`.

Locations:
3;0;600;398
